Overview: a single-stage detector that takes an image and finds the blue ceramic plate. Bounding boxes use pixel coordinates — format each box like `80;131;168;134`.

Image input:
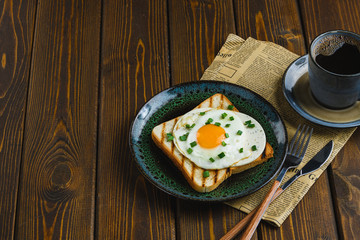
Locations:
283;55;360;128
130;81;287;201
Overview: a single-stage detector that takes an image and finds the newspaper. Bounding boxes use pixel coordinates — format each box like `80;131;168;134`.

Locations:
201;34;356;227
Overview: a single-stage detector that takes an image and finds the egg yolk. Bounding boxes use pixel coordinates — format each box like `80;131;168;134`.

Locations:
196;124;226;148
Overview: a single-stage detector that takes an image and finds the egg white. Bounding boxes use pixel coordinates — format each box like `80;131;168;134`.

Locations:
172;108;266;170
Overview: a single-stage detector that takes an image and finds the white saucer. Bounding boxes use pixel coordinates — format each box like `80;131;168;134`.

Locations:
282;54;360;128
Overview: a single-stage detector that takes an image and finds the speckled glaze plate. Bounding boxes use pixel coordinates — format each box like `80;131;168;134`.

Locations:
129;81;288;201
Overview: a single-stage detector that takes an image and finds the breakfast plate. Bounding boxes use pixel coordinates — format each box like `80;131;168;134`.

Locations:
283;54;360;128
129;81;288;201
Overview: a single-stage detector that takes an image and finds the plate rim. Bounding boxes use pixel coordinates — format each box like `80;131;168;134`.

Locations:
129;80;288;201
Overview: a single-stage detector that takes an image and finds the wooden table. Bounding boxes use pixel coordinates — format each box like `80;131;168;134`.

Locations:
1;0;359;239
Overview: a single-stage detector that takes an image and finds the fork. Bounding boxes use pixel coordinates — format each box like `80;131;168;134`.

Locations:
220;124;313;240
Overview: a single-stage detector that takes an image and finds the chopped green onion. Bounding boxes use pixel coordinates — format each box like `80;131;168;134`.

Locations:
251;145;257;151
221;112;228;119
229;116;235;121
179;132;189;141
190;141;197;147
225;133;229;138
166;133;174;141
244;120;255;128
225;124;231;128
209;157;215;162
203;171;210;178
214;122;221;126
221;141;227;146
200;112;206;116
227;105;235;110
187;148;193;154
186;123;195;129
237;130;243;135
205;118;214;124
218;152;225;158
239;148;243;153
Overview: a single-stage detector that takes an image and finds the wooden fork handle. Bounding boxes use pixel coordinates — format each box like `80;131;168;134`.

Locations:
220;187;284;240
239;180;281;240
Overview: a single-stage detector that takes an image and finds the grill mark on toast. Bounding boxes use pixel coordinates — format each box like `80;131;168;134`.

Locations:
202;170;206;187
161;123;166;144
202;170;217;187
154;94;266;193
191;162;195;181
171;118;179;154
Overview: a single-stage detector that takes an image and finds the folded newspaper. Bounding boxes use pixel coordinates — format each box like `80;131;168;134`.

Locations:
200;34;356;227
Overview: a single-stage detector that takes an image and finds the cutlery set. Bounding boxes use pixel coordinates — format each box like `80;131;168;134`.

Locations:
221;124;334;240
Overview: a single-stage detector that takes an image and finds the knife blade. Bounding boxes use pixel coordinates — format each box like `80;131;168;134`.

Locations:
223;140;334;237
278;140;334;194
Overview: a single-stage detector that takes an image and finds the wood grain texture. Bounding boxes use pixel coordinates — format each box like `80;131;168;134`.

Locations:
168;0;248;239
234;0;306;56
233;1;339;239
330;130;360;240
259;172;338;240
167;1;247;240
1;0;358;239
0;0;36;239
240;180;281;240
299;0;360;45
97;0;174;239
299;0;360;239
168;0;236;84
175;201;253;240
15;0;101;239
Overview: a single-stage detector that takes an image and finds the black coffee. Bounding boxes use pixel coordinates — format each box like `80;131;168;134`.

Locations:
315;43;360;75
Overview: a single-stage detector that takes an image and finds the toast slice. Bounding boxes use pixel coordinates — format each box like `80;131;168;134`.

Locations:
151;93;274;192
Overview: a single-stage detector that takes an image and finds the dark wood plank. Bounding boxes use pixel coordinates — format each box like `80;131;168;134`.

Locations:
169;0;236;84
167;1;245;239
330;130;360;240
234;1;340;239
299;0;360;45
299;0;360;239
260;173;338;240
0;0;37;239
15;0;101;239
97;0;174;239
234;0;306;56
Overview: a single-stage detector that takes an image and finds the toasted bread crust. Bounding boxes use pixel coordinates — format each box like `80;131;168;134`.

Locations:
151;93;274;192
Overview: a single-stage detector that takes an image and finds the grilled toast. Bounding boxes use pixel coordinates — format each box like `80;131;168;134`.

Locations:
151;93;274;192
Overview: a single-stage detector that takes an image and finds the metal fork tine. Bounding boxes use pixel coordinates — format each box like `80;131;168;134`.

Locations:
299;127;313;157
294;125;309;156
288;124;302;153
292;125;306;155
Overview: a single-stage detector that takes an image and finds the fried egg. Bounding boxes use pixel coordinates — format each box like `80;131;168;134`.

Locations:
172;107;266;170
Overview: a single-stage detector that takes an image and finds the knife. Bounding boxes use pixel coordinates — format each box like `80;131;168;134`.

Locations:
221;140;334;240
278;140;334;196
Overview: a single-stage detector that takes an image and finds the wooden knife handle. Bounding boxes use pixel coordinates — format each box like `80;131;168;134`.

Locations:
239;180;281;240
220;212;254;240
220;187;284;240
